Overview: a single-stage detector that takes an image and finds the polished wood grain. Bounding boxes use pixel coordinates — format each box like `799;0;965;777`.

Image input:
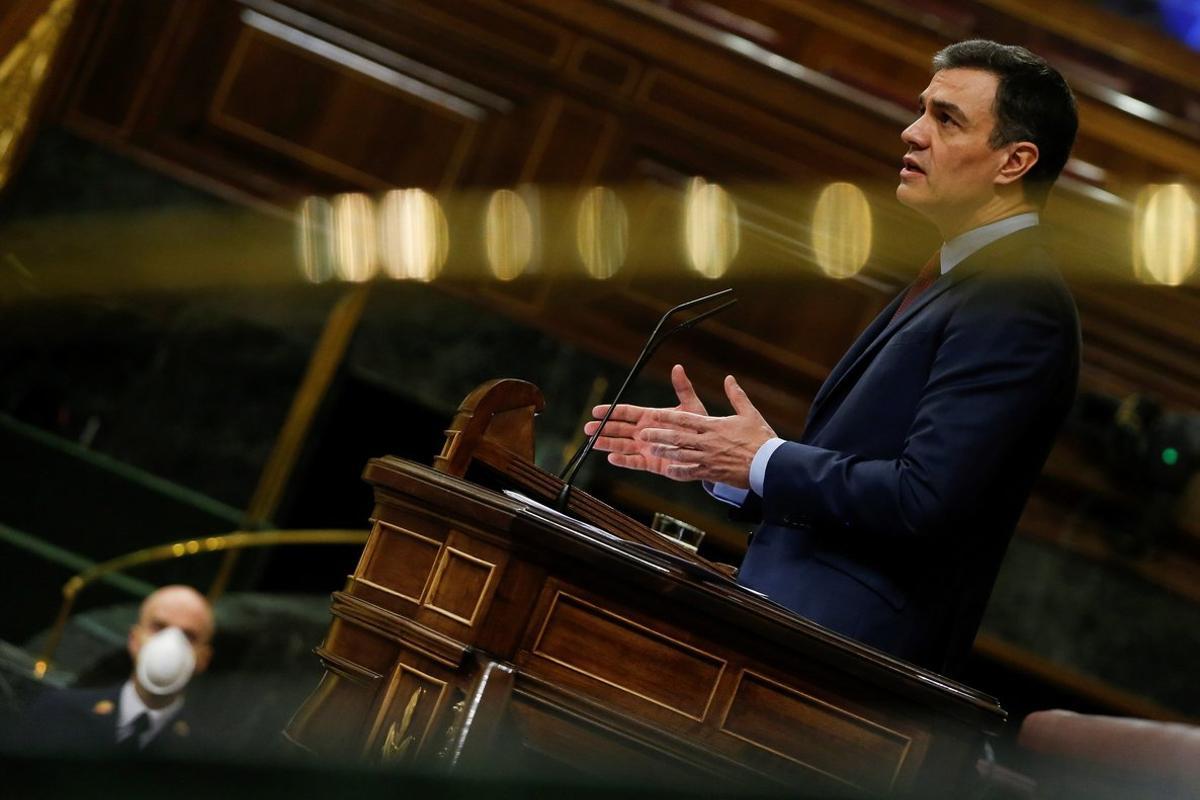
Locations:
364;660;448;762
421;540;501;628
209;22;483;190
527;589;728;722
288;380;1003;794
719;669;912;793
358;520;442;604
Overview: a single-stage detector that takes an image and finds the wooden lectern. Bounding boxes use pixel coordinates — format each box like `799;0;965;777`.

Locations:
286;380;1005;795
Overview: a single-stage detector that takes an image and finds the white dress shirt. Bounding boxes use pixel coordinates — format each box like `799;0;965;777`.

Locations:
116;678;184;748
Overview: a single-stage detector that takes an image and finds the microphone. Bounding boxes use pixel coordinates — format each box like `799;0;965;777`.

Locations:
555;288;738;511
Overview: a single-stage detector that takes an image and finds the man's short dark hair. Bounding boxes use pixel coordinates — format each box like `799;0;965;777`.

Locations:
933;40;1078;204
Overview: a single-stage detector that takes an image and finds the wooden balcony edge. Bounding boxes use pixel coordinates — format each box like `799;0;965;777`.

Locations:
971;633;1197;724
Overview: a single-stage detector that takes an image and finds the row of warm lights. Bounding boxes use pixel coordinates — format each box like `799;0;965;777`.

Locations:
1134;183;1197;287
296;182;1198;286
298;189;449;283
296;181;758;284
297;181;877;282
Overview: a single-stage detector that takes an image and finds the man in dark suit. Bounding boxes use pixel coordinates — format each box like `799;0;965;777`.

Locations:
23;584;214;756
586;40;1080;676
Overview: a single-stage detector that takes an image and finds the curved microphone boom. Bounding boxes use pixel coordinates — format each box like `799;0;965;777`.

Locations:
555;288;738;511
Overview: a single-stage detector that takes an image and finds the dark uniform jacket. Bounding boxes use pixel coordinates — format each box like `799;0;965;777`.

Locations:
22;684;198;757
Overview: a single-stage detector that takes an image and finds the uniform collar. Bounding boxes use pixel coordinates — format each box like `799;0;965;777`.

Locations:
118;678;183;742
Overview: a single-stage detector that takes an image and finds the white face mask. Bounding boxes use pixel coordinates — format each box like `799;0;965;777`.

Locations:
135;627;196;696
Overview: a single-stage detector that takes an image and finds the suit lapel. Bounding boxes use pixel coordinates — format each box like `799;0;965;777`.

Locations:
803;227;1040;436
803;273;967;435
806;290;905;421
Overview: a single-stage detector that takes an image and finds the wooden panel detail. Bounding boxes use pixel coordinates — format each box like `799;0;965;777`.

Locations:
322;613;401;679
520;93;617;184
314;645;382;686
530;591;726;721
64;0;183;135
208;16;484;188
403;0;571;69
359;520;442;604
330;590;469;669
719;669;912;794
634;68;887;176
565;38;640;97
506;690;725;786
285;672;376;759
423;545;497;626
365;661;449;763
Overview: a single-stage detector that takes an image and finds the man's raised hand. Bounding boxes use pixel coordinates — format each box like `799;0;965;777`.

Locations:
638;375;775;489
583;364;708;480
585;368;777;488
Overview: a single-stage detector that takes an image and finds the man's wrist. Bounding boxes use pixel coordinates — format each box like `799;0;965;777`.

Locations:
749;438;786;496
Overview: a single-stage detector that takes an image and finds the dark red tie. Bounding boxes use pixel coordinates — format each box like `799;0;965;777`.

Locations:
891;250;941;323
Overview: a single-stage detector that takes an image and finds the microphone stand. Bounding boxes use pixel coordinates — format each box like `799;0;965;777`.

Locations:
554;288;738;512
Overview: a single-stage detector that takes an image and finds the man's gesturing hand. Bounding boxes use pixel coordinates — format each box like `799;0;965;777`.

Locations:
640;375;775;489
583;364;709;481
585;367;776;489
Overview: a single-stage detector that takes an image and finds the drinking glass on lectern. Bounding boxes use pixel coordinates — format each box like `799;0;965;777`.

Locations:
651;513;705;552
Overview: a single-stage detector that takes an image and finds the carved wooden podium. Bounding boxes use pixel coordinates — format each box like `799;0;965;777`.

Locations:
286;380;1005;795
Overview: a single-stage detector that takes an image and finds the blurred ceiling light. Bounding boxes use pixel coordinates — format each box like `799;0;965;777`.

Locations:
683;177;740;279
333;192;378;282
0;0;77;190
1133;183;1196;286
485;188;534;281
811;182;872;279
0;128;15;163
576;186;628;279
379;188;448;282
296;196;335;283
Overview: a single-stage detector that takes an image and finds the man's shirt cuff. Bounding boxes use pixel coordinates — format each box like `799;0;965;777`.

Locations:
704;480;749;507
749;437;786;496
703;437;785;506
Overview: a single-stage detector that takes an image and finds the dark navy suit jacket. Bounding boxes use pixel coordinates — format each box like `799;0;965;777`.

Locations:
21;684;199;757
736;227;1079;675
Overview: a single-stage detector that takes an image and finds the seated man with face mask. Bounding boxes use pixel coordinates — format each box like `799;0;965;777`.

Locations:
24;584;214;757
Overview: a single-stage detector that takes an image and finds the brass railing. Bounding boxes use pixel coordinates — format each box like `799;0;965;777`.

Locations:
34;528;368;677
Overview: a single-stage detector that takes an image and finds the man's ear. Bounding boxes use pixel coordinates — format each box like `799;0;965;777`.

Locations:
194;643;213;674
996;141;1039;186
127;624;142;662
